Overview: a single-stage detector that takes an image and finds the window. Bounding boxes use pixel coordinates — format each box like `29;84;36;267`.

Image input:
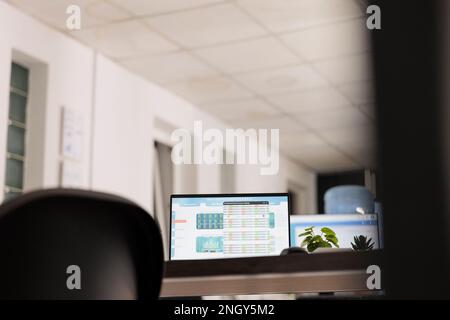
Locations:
4;63;29;201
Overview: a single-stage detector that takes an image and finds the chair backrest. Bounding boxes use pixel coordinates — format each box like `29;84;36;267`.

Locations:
0;189;163;300
324;185;375;214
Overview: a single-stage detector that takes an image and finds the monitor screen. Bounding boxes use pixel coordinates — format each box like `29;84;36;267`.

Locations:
290;214;380;249
170;194;290;260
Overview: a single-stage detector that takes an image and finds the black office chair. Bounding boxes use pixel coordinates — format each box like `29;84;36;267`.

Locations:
0;189;164;300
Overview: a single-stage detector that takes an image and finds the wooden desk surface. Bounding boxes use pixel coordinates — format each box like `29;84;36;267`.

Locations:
161;251;382;297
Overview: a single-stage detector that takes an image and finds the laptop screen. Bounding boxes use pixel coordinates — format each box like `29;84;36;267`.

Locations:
170;194;290;260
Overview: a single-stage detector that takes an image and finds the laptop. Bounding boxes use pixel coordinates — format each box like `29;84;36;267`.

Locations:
169;193;290;260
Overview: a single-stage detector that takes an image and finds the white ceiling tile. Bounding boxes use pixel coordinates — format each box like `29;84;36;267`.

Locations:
109;0;224;16
120;52;218;84
266;86;351;115
237;0;362;33
287;144;357;172
230;116;304;133
202;98;280;121
234;64;327;95
338;81;375;105
145;3;267;48
85;1;131;24
298;106;372;130
320;125;376;148
313;53;373;85
8;0;131;29
279;132;362;173
166;76;253;104
6;0;82;29
283;140;328;157
70;20;178;59
195;37;300;74
280;18;370;62
280;131;324;151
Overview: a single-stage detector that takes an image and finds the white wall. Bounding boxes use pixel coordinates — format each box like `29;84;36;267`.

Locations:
0;1;317;213
90;55;155;212
0;1;94;194
234;157;317;213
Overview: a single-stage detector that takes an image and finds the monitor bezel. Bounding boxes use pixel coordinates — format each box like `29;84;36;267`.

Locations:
169;192;291;261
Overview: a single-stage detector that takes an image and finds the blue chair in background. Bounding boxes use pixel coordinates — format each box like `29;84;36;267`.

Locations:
324;185;375;214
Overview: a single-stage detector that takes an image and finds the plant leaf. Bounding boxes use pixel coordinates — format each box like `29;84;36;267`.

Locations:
298;231;312;237
300;236;312;247
321;227;336;236
325;234;337;241
325;235;339;248
320;241;332;248
307;242;320;253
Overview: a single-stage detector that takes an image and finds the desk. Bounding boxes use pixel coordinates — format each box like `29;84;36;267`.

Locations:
161;251;382;297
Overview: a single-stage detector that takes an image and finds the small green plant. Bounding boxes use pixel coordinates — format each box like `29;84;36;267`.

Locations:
298;226;339;253
351;235;375;251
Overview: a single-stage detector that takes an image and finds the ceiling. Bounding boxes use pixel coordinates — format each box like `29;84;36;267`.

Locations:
7;0;376;172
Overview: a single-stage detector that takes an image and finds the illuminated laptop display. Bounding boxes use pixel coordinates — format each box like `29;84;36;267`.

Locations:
290;214;380;249
170;194;290;260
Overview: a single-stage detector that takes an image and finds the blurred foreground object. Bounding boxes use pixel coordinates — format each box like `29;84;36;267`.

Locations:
0;189;163;300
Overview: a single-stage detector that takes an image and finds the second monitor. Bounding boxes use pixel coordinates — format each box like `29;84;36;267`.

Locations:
290;214;381;250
